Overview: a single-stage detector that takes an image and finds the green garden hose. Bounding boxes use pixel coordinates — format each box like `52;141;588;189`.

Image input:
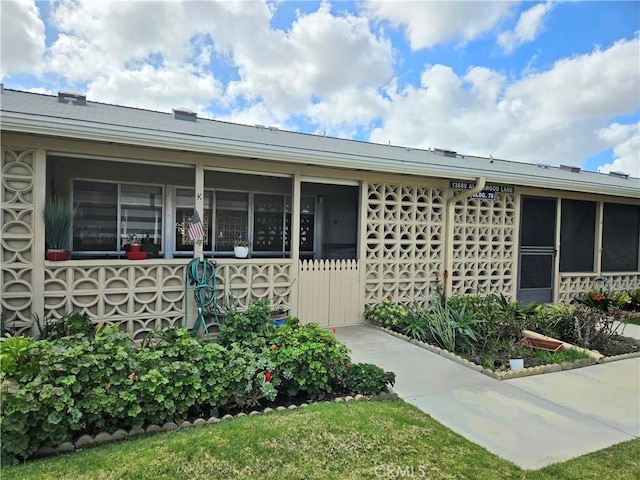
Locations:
184;258;219;336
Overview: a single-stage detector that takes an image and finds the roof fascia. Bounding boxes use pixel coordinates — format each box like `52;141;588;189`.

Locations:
2;112;639;199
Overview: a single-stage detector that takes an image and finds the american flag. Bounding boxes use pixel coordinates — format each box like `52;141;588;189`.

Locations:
188;209;205;241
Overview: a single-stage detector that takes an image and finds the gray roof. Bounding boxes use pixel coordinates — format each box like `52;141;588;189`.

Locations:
1;88;638;198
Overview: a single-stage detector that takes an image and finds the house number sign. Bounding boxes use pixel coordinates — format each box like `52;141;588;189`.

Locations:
449;180;515;194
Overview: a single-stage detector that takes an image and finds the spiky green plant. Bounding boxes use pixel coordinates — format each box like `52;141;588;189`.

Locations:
42;197;76;250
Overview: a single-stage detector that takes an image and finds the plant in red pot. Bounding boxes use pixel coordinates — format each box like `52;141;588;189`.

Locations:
43;197;76;261
122;233;147;259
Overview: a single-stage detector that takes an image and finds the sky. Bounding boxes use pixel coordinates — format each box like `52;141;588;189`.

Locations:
1;0;639;177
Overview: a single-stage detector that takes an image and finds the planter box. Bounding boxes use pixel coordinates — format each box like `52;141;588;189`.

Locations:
46;250;70;261
519;337;563;352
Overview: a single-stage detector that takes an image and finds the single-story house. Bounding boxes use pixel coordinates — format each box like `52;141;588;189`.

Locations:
1;86;639;339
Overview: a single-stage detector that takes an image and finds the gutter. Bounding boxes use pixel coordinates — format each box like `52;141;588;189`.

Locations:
443;178;486;297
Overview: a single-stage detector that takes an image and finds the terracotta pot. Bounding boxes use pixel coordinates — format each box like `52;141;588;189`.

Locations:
46;249;70;261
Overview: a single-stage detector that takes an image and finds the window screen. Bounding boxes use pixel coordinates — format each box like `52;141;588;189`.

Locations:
602;203;640;272
520;197;556;247
559;199;596;272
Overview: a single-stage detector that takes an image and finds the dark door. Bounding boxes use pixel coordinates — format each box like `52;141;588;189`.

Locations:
518;197;556;304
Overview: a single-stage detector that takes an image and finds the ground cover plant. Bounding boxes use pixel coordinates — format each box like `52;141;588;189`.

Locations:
1;401;638;480
365;290;639;371
0;303;395;463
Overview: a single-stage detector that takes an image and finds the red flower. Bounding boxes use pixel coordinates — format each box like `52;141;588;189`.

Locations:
128;372;136;380
271;344;278;351
592;294;605;301
265;371;273;382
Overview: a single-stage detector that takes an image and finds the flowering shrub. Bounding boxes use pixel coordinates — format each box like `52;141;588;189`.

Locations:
574;289;640;312
364;296;409;330
1;303;395;463
574;289;610;311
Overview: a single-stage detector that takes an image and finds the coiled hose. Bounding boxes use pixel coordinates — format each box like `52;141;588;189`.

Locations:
184;258;219;336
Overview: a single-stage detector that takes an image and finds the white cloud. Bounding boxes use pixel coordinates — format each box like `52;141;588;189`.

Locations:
37;0;394;130
369;36;640;170
225;2;394;122
86;65;222;113
364;0;515;50
595;123;640;178
0;0;45;78
498;1;553;53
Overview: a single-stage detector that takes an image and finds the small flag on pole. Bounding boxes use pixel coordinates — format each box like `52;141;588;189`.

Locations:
188;209;205;241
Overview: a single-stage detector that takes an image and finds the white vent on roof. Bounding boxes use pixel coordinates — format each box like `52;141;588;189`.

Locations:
58;91;86;105
560;164;581;173
434;147;457;158
172;107;197;122
608;171;629;179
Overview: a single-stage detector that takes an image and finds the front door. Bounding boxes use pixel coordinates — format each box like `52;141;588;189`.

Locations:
517;196;556;304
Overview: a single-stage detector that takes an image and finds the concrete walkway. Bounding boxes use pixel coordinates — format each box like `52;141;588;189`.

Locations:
335;325;640;469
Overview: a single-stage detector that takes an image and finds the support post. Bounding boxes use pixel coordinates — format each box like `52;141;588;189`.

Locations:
290;174;301;316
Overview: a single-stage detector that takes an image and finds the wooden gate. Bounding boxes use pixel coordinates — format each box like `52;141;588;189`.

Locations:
297;259;360;326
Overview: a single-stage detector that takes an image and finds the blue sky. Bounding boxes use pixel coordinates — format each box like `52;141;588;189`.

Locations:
1;1;639;176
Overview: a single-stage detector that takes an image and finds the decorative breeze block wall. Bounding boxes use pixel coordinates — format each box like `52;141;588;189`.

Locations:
44;263;187;340
1;148;37;335
559;274;640;304
450;194;517;297
365;183;444;307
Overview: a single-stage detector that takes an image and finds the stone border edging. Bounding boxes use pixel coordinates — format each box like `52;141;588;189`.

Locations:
371;325;640;381
33;390;400;460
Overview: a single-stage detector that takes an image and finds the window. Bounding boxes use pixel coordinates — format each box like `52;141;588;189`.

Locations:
72;180;163;253
175;188;213;252
602;203;640;272
215;191;249;251
253;194;287;253
559;199;596;272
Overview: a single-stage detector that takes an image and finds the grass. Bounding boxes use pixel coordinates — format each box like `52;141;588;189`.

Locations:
2;401;638;480
532;347;590;364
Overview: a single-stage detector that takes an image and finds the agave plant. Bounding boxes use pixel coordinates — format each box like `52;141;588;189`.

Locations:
42;197;76;250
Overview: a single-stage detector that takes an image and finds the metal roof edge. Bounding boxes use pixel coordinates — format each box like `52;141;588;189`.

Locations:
2;112;639;199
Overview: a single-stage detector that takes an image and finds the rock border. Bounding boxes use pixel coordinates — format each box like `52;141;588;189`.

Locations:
33;389;399;460
371;325;640;381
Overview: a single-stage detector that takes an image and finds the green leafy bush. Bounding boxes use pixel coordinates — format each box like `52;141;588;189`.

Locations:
364;297;409;330
0;303;395;463
217;300;275;349
47;313;94;340
0;335;39;382
402;308;431;341
341;362;395;395
268;323;350;400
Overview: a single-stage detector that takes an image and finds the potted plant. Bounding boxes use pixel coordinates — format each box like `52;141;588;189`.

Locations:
43;197;76;261
233;235;250;258
122;233;147;260
121;233;144;252
271;305;289;326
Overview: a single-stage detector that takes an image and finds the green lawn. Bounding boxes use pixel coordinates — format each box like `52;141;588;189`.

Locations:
2;401;638;480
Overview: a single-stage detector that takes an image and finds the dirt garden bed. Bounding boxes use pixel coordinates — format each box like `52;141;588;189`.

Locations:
364;292;640;380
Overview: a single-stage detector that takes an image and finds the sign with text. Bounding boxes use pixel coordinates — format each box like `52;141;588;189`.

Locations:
449;180;515;194
470;190;495;200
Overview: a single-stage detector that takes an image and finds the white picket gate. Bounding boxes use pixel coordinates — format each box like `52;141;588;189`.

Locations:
297;259;361;326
